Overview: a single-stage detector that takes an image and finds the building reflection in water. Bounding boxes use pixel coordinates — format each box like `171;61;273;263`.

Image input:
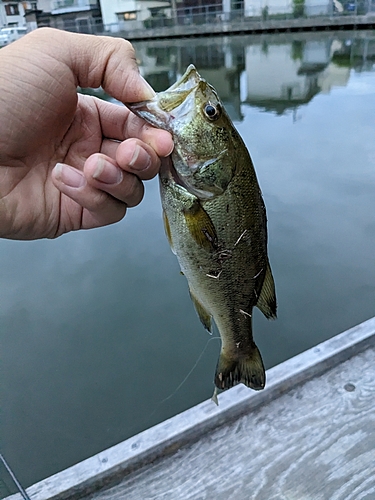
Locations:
135;31;375;121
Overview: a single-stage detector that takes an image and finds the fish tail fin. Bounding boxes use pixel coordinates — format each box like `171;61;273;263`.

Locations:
214;343;265;391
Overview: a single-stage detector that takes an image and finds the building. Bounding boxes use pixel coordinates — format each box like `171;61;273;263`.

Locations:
100;0;171;33
48;0;102;32
1;1;29;27
243;0;332;17
22;0;103;33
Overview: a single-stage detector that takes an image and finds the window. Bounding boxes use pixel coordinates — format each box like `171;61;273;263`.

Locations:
5;4;20;16
123;12;137;20
21;1;31;10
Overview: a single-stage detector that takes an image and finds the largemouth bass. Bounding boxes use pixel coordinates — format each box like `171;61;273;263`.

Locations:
127;65;276;394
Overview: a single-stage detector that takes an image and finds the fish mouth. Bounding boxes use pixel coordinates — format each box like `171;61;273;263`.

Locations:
128;65;217;199
166;64;202;92
126;65;202;131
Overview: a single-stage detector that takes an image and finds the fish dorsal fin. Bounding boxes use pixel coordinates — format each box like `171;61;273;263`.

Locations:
183;200;218;252
162;210;176;255
256;262;277;319
189;289;212;333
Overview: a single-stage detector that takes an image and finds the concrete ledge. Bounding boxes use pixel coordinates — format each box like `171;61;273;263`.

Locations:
109;15;375;41
5;316;375;500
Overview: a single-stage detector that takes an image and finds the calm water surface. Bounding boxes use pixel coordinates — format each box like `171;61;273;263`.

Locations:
1;31;375;492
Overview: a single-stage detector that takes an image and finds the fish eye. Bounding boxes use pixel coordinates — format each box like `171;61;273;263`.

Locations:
204;103;221;121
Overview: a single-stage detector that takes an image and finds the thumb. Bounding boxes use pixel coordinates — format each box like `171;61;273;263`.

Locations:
34;28;155;103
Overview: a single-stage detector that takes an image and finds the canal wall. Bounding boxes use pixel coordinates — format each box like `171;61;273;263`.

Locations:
108;14;375;41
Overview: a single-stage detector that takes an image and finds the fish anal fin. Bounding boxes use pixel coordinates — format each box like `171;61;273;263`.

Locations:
215;343;265;390
189;289;212;334
162;210;175;254
183;201;218;252
256;262;277;319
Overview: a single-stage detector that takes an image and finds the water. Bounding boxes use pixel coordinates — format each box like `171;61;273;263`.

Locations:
1;30;374;494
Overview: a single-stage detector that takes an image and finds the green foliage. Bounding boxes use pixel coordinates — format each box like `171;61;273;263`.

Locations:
291;40;304;60
331;53;351;68
293;0;305;17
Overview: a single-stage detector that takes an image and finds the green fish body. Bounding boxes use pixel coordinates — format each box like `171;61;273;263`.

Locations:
127;65;276;392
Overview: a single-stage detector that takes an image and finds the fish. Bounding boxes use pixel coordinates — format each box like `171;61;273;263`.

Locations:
127;65;276;396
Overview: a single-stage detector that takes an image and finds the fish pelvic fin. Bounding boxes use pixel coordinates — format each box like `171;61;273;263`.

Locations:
215;343;265;391
256;261;277;320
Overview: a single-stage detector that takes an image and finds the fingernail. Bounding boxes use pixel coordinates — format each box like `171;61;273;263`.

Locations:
165;144;174;157
129;145;152;171
93;157;123;185
139;75;155;99
55;163;86;188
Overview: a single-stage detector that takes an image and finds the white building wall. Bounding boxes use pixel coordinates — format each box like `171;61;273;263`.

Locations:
2;1;27;26
305;0;331;15
0;5;7;26
245;43;308;101
318;64;350;93
37;0;54;11
244;0;330;15
244;0;292;17
244;40;348;104
302;40;331;64
101;0;170;31
100;0;137;26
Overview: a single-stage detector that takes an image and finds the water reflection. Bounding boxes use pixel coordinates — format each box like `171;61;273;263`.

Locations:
1;31;374;493
135;32;375;117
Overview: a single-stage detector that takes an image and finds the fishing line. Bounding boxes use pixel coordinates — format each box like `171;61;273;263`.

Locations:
0;453;31;500
153;337;221;410
124;333;222;439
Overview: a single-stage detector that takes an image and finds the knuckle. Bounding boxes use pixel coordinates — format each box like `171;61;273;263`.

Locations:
103;37;135;60
119;38;135;53
122;173;144;206
88;190;109;211
125;114;144;139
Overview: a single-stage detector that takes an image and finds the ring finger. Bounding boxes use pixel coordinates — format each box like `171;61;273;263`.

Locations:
84;153;145;207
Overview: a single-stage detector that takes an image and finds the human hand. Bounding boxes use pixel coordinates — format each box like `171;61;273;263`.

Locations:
0;28;173;240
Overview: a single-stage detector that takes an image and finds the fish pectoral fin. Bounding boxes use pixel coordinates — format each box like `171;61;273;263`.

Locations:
183;200;218;252
189;289;212;334
256;262;277;320
215;343;265;390
162;210;176;255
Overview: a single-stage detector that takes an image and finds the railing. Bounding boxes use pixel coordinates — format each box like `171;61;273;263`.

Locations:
51;0;98;11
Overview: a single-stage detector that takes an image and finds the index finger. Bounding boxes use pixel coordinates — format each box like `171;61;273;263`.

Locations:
89;96;173;158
